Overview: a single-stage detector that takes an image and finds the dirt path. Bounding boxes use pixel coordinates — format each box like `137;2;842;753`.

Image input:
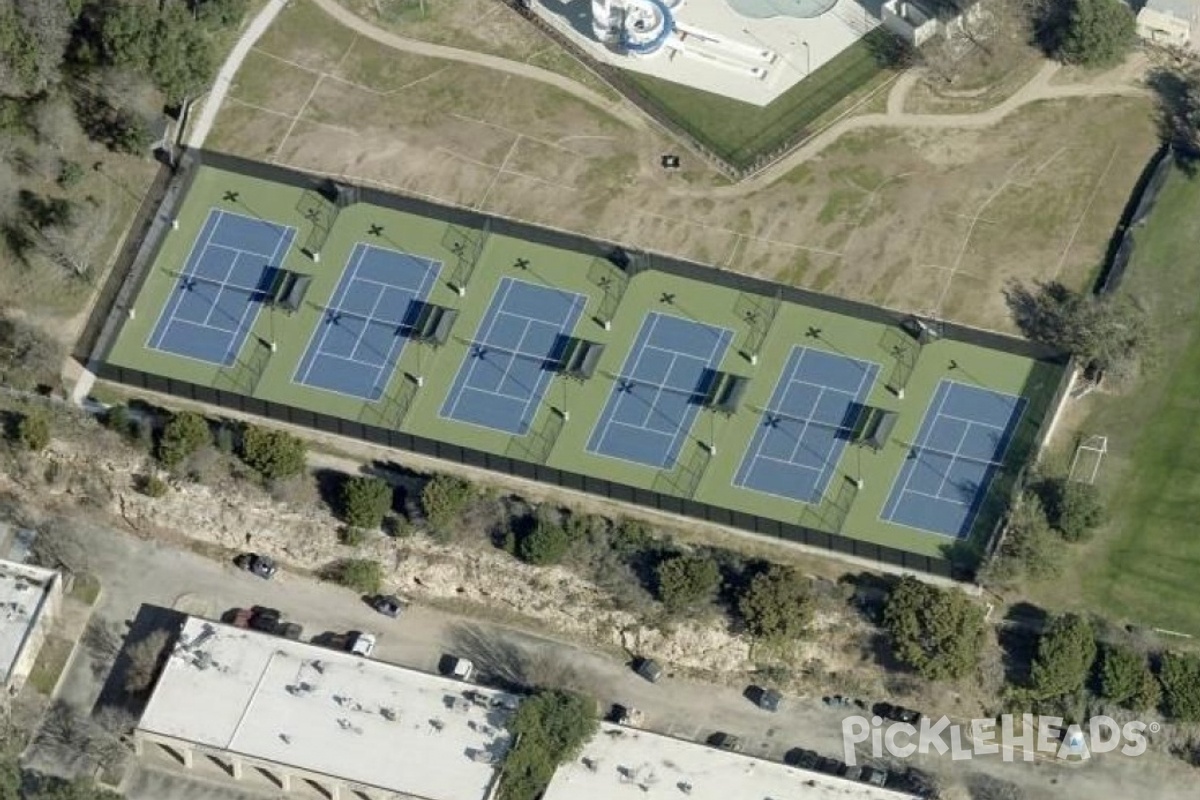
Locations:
298;0;1149;196
189;0;290;148
716;61;1149;195
309;0;648;131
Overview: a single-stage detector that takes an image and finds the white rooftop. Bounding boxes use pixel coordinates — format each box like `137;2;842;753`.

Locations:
0;560;57;686
535;0;877;106
137;617;515;800
544;723;916;800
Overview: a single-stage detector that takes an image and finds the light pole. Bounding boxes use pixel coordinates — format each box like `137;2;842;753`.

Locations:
801;40;810;75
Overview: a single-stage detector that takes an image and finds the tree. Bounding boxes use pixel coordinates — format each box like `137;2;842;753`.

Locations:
1098;644;1161;711
515;511;571;566
1030;614;1097;698
157;410;209;468
655;553;720;613
339;476;392;530
882;576;986;681
1006;281;1151;376
16;413;50;451
326;558;383;594
239;425;306;481
190;0;248;30
0;316;62;390
56;160;84;190
0;0;73;96
1058;0;1135;68
1160;651;1200;721
738;564;815;640
124;629;171;695
500;689;598;800
420;474;474;530
1038;478;1105;542
982;493;1063;586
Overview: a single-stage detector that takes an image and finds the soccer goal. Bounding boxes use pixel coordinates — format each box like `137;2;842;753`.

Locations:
1068;435;1108;485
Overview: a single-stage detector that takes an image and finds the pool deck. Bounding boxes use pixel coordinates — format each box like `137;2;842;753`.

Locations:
534;0;876;106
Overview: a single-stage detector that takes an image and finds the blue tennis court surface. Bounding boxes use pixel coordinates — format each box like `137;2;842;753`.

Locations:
439;278;586;435
587;313;732;469
147;209;296;366
734;347;878;504
882;380;1026;538
293;243;440;400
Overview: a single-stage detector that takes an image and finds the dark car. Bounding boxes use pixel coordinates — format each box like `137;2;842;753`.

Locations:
371;594;404;618
248;606;281;633
747;685;782;712
707;732;743;753
235;553;277;579
633;657;663;683
814;756;844;775
873;702;922;725
784;748;820;769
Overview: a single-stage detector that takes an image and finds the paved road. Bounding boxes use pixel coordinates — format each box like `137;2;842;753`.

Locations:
44;519;1200;799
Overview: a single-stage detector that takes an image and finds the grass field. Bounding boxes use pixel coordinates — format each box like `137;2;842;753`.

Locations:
101;162;1065;564
1067;163;1200;634
623;30;899;170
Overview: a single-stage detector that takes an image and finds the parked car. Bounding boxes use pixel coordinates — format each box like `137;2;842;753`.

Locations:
225;607;254;629
248;606;282;633
873;702;922;725
439;654;475;681
784;748;820;769
747;685;782;712
234;553;277;579
371;594;404;618
862;767;889;788
347;631;376;657
609;704;645;728
814;756;844;775
633;657;663;683
707;732;743;753
277;621;303;640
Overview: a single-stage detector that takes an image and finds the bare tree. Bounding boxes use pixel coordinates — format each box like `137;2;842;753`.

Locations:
29;522;90;575
124;629;171;695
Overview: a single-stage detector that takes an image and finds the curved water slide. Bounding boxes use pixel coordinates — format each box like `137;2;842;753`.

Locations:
592;0;684;57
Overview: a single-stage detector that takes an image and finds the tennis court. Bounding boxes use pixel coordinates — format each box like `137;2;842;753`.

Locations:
881;380;1026;538
439;277;586;435
586;312;733;469
292;243;441;401
734;346;878;503
147;209;296;366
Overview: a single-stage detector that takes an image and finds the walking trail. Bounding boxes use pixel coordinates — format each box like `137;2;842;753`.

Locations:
307;0;1149;196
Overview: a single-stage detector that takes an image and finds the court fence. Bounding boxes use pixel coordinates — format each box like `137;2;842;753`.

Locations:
94;362;965;580
83;149;1076;583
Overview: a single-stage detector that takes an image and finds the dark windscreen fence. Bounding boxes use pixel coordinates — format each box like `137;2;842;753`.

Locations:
1094;145;1173;296
86;149;1079;584
95;361;964;581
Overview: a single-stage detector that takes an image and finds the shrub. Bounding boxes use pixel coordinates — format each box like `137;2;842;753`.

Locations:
56;159;84;189
16;413;50;451
327;558;383;594
339;476;392;530
1041;478;1105;542
157;411;209;468
101;404;130;437
1098;644;1160;711
1160;651;1200;721
239;424;306;481
137;475;169;498
655;553;720;613
340;526;366;547
982;493;1063;586
738;564;815;640
882;576;986;682
516;511;571;566
1030;614;1097;698
420;474;474;530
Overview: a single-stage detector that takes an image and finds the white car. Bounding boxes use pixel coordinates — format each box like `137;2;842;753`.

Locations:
440;655;474;681
347;631;377;658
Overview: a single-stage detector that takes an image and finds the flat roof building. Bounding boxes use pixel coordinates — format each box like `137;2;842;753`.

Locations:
0;559;62;696
544;723;917;800
135;617;517;800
